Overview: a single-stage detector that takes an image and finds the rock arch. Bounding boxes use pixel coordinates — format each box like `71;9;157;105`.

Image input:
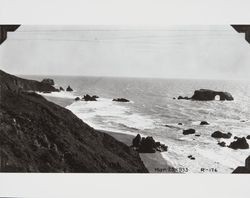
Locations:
191;89;234;101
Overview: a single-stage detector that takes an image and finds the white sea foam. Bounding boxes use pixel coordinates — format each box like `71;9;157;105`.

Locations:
37;91;77;99
66;98;157;134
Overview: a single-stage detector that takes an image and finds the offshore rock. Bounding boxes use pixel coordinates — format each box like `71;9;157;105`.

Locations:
218;141;226;147
83;94;97;101
113;98;130;102
211;131;232;139
228;137;249;150
66;86;73;92
191;89;234;101
200;121;209;125
59;87;64;91
74;97;80;101
178;96;190;100
183;129;196;135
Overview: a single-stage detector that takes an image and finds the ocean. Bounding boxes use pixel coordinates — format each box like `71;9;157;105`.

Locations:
24;75;250;173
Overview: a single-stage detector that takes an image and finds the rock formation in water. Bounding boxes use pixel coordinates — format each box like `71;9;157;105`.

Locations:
200;121;209;125
0;70;148;173
82;94;98;101
228;137;249;150
188;155;195;160
74;97;80;101
66;86;73;92
191;89;234;101
113;98;130;102
177;96;190;100
176;89;234;101
183;129;196;135
211;131;232;139
218;141;226;147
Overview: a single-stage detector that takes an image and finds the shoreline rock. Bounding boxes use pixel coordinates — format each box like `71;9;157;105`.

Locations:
41;78;54;86
132;134;141;147
132;134;168;153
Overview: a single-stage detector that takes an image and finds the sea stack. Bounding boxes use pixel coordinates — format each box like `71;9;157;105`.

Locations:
59;87;64;91
177;89;234;101
66;86;73;92
191;89;234;101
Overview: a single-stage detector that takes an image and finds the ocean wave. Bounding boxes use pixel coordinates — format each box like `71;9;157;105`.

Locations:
37;91;77;99
66;98;157;132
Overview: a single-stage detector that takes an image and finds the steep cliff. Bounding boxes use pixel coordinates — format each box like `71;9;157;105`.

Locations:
0;70;59;93
0;70;148;172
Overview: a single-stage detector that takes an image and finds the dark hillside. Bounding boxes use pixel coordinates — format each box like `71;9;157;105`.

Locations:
0;69;58;93
0;70;147;172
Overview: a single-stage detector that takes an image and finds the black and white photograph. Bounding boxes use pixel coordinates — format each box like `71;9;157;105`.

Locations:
0;0;250;197
1;25;250;174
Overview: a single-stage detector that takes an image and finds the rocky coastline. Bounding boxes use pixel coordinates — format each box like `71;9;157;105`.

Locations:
1;69;249;173
0;70;148;173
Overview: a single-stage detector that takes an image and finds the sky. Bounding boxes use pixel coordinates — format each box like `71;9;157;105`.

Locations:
0;25;250;80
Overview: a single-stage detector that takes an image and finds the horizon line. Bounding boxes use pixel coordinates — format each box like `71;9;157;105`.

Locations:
16;72;250;81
